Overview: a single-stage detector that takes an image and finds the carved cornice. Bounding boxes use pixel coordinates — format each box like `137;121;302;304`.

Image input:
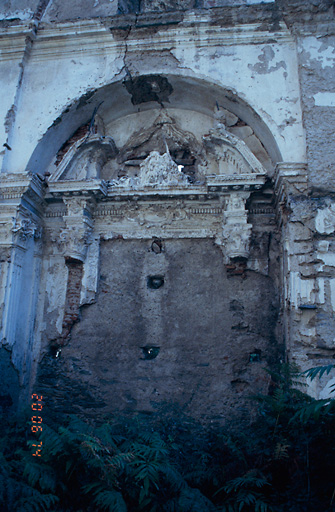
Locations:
274;163;308;201
0;24;33;62
105;174;265;200
206;174;265;191
203;127;266;177
0;18;292;62
0;172;45;201
47;179;108;199
93;203;223;218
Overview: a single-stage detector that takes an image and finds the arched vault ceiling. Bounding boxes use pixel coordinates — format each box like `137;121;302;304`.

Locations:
27;75;282;175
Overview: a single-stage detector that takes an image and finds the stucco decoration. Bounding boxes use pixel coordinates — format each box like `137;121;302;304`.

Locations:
12;216;42;241
59;197;95;262
138;151;190;186
111;110;206;183
50;135;118;182
110;150;190;188
315;203;335;235
203;112;266;177
221;192;252;260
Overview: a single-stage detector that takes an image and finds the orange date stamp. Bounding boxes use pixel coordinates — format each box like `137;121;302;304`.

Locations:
31;394;43;457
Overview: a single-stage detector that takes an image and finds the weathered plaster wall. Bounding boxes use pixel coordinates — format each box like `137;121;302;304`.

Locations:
1;5;305;175
0;0;40;21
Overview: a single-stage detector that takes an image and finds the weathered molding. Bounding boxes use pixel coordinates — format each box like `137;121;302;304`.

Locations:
0;172;45;247
47;178;108;198
0;19;291;62
274;162;308;201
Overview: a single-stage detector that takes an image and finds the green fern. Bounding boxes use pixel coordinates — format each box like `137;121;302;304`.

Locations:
292;398;335;422
302;364;335;382
223;472;269;494
39;424;64;459
22;459;57;492
14;490;59;512
215;471;272;512
83;483;127;512
177;487;216;512
273;441;290;460
219;434;248;468
292;364;335;422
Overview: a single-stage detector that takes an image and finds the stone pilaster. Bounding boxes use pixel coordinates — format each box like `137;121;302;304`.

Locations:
0;173;45;407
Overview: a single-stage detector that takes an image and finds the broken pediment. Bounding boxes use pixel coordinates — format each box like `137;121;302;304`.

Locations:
50;134;118;182
203;126;266;178
108;110;206;184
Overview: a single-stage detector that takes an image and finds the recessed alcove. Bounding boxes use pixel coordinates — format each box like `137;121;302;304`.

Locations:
27;75;282;178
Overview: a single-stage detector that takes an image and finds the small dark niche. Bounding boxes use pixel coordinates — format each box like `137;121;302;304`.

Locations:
147;275;164;289
141;346;160;360
249;349;261;363
50;345;62;359
151;238;163;254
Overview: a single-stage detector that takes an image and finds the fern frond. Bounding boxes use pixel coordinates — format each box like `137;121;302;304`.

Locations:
95;424;121;451
178;487;215;512
274;442;290;460
224;471;269;494
14;491;59;512
291;398;335;422
39;425;64;459
23;460;56;492
219;434;248;467
92;488;127;512
67;414;92;434
221;490;272;512
132;458;161;485
159;463;186;491
106;451;134;471
302;364;335;381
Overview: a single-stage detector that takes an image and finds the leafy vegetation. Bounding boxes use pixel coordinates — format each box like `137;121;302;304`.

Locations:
1;364;334;511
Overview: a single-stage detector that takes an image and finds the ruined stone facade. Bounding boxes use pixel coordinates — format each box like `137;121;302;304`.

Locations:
0;0;334;423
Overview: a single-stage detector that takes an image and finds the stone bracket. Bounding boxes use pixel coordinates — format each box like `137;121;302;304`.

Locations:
61;197;96;262
216;191;252;262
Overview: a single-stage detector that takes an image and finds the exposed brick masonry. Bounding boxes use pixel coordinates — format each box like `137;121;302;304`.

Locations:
53;258;83;349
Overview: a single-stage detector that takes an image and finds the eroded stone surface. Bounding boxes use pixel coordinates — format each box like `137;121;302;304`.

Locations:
37;238;280;424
